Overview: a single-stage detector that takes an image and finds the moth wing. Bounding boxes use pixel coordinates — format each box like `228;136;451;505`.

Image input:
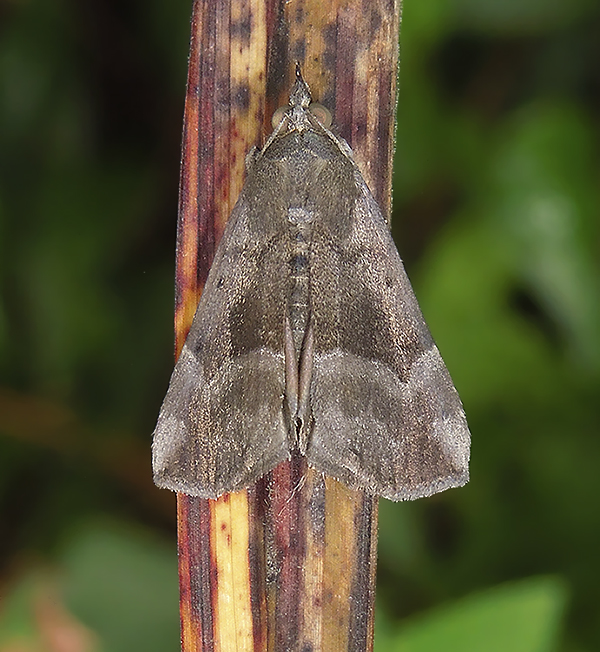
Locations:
152;183;291;498
307;173;470;501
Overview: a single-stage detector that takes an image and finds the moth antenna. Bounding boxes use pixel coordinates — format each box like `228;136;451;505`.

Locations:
290;62;312;108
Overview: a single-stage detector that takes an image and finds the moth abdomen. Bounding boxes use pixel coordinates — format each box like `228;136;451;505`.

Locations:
287;219;313;353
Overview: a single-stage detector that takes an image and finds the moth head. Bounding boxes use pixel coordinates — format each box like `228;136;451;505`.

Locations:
271;102;332;130
271;65;333;132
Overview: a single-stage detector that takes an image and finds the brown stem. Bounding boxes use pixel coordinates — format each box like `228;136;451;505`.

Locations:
174;1;400;650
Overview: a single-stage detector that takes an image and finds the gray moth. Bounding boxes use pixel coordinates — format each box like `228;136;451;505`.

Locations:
152;67;470;501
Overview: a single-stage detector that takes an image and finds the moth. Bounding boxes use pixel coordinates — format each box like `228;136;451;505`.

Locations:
152;67;470;501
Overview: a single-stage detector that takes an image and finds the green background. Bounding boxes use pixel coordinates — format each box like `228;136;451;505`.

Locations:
0;0;598;651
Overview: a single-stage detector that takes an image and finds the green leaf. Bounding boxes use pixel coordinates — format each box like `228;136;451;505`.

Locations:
376;576;568;652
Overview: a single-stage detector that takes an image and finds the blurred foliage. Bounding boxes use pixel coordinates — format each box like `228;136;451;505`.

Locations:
0;522;178;652
0;0;598;651
376;576;568;652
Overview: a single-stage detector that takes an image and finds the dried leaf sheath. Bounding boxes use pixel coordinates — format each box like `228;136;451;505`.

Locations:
171;1;401;650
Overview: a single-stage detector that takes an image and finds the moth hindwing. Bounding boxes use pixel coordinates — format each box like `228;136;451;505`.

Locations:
152;67;471;501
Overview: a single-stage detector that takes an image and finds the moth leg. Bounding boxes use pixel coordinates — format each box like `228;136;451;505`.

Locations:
296;322;314;454
284;317;299;433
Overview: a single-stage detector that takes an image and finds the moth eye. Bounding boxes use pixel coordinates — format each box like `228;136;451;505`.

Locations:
271;106;288;128
309;103;332;128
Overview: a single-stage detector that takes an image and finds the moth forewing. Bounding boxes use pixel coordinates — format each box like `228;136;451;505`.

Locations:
152;68;471;500
152;179;292;499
